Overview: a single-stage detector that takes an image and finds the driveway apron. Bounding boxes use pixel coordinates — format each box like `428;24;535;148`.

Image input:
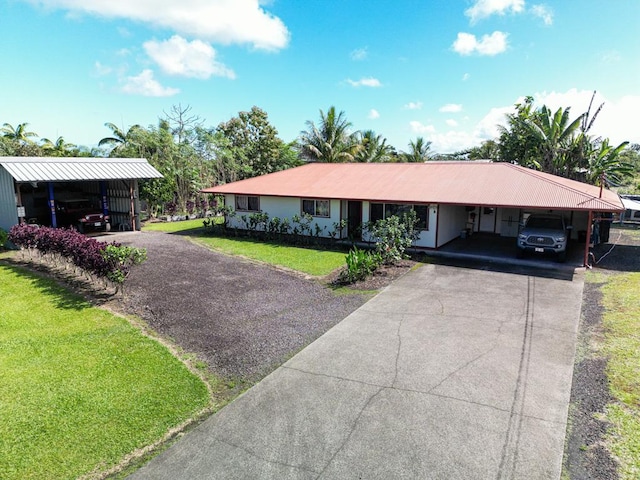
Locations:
130;263;584;479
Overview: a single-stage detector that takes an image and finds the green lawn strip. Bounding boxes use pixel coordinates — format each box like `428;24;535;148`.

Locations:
142;218;207;233
192;235;346;277
142;219;347;276
600;272;640;479
0;264;210;480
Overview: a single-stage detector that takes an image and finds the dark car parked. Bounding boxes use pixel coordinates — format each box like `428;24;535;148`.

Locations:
517;214;569;262
56;199;110;233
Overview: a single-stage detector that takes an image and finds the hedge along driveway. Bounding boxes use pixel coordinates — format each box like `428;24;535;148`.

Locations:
0;263;210;480
109;231;371;382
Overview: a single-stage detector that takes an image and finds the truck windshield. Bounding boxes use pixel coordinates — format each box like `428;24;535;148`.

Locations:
526;217;564;230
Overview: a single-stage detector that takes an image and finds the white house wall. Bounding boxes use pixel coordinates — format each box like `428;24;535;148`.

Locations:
361;201;438;248
225;195;341;238
436;204;468;247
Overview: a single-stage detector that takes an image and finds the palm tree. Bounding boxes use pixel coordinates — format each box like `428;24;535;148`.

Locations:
299;106;359;162
1;122;37;143
522;106;583;176
98;122;142;153
354;130;394;162
402;137;432;162
582;139;633;186
41;136;77;156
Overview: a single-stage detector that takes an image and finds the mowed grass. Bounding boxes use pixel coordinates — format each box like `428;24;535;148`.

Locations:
193;236;346;276
0;264;210;480
142;218;207;233
600;272;640;480
143;219;347;277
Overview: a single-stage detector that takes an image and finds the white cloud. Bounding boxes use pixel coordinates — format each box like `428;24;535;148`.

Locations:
368;109;380;119
120;69;179;97
452;31;508;56
409;121;436;134
429;131;480;154
446;119;458;127
404;101;423;110
350;47;368;61
465;0;525;23
144;35;235;79
439;103;463;113
530;4;553;25
94;61;112;76
347;77;382;88
23;0;290;51
600;50;622;64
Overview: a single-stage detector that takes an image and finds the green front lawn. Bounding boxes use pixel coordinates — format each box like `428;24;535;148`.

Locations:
193;236;346;277
600;272;640;479
0;264;210;479
142;218;207;233
142;219;347;277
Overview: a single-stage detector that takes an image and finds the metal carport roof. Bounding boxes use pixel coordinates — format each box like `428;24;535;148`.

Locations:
621;196;640;211
0;157;162;182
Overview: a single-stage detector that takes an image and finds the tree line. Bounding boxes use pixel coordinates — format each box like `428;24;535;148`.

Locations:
2;94;638;217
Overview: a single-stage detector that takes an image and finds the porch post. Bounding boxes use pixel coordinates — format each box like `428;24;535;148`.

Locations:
100;181;109;216
15;182;24;224
48;182;57;228
129;180;136;231
583;210;593;267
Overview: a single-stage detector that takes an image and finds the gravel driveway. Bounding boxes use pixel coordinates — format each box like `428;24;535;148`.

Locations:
107;231;369;381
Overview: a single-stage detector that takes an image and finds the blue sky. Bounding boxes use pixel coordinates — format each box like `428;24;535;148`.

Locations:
1;0;638;153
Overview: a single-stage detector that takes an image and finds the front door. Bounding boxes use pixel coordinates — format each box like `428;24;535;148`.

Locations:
479;206;497;233
347;201;362;240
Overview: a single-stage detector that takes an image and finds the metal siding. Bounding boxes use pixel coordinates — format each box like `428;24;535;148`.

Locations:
0;157;162;182
0;166;18;232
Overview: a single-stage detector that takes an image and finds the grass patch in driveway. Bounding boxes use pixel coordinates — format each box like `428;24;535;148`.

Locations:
0;264;210;480
600;271;640;479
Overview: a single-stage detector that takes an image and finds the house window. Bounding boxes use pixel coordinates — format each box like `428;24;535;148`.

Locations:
370;202;429;230
236;195;259;212
302;199;330;217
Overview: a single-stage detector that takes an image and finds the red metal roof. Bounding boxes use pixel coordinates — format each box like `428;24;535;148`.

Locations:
202;162;624;212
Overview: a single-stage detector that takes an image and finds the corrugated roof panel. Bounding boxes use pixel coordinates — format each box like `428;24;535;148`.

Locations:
0;157;162;181
202;162;624;212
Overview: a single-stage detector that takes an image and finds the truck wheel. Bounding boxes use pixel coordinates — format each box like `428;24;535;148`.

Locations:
77;223;84;234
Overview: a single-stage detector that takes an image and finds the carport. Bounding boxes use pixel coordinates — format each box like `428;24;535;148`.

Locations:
0;157;162;233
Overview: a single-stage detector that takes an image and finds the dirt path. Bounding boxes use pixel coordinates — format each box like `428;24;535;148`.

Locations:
107;231;370;382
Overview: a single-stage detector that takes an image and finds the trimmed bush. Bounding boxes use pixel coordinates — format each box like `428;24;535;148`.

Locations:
8;224;146;285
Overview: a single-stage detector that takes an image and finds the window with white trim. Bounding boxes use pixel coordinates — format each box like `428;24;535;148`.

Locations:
235;195;260;212
302;199;330;217
370;203;429;230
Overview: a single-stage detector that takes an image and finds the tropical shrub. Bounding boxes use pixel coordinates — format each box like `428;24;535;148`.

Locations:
369;211;419;264
338;247;381;284
7;224;146;286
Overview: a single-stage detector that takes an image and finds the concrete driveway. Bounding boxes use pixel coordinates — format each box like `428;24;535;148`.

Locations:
130;262;584;479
